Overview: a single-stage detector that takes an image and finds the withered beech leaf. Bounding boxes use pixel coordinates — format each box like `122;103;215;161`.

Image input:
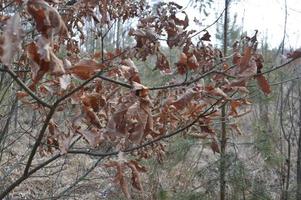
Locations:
178;52;187;65
105;162;131;199
27;0;69;38
81;92;106;112
187;55;198;69
239;57;257;78
176;52;188;75
256;74;271;95
0;13;22;66
210;139;220;154
230;100;241;116
80;128;104;148
58;130;74;154
239;46;252;72
287;48;301;59
26;38;65;88
232;52;242;65
16;91;29;99
106;96;135;138
230;123;243;135
128;160;147;173
156;52;171;74
120;58;141;83
46;120;73;154
127;162;144;191
83;105;102;128
68;60;105;80
200;31;211;41
26;42;49;88
132;81;149;97
206;85;228;99
171;89;196;110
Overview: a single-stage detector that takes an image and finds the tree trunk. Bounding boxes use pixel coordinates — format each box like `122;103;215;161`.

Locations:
220;1;229;200
297;82;301;200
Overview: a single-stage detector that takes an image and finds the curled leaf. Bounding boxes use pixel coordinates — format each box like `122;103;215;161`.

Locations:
0;13;22;66
256;74;271;95
27;0;69;38
287;48;301;59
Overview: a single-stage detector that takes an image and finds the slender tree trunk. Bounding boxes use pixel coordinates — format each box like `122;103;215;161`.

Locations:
297;82;301;200
220;1;229;200
116;18;121;49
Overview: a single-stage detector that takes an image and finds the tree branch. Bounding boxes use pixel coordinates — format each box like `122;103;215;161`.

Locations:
0;67;51;108
68;100;218;157
23;106;57;175
0;154;61;199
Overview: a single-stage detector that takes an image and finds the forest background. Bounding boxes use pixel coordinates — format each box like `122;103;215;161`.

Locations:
1;0;301;199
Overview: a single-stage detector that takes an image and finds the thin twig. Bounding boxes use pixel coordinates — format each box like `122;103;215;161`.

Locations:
0;67;52;108
23;106;57;175
68;99;219;157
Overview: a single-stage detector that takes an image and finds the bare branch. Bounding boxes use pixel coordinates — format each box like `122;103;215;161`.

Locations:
0;67;51;108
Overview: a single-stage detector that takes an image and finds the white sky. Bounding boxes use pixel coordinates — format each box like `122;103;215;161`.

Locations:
169;0;301;49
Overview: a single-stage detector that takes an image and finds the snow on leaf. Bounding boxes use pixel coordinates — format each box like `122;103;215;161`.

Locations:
0;13;22;66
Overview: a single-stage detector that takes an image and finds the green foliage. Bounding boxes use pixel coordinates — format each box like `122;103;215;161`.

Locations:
250;179;272;200
157;188;170;200
253;123;284;167
227;155;250;200
166;137;196;167
216;13;243;50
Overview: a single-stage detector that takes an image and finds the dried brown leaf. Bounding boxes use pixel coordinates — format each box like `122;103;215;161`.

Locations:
68;60;105;80
0;13;22;66
256;74;271;95
210;139;220;154
27;0;69;37
287;48;301;59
